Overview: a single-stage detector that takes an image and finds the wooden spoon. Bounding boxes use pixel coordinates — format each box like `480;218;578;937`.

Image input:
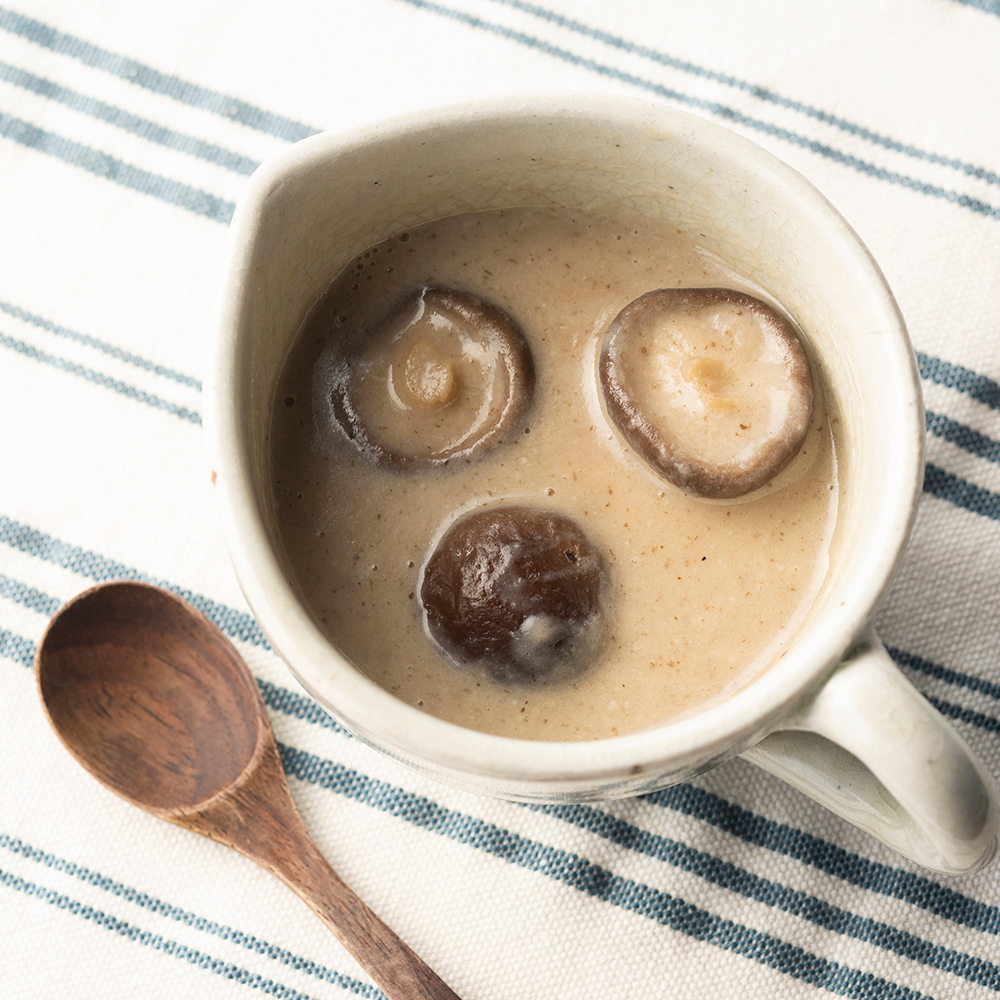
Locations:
35;580;462;1000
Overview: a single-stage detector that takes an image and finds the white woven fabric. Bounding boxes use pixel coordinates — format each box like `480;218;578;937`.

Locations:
3;1;1000;997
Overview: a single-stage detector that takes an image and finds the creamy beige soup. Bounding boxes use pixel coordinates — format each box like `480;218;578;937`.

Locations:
270;208;840;740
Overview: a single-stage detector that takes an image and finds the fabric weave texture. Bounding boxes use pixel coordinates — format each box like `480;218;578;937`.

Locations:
2;1;1000;997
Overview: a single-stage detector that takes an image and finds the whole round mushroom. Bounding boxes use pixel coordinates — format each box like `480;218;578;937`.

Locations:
420;506;608;685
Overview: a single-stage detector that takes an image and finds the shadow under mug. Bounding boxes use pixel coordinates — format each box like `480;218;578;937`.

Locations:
205;95;999;875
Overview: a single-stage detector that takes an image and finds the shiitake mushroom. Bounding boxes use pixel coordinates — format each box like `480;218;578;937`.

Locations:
599;288;814;499
420;506;608;685
326;286;534;468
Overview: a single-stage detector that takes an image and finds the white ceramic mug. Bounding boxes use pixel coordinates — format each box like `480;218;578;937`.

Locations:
205;95;999;875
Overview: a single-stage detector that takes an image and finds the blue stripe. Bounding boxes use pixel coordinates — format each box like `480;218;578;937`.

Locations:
2;567;986;778
10;276;1000;508
530;800;1000;991
0;515;268;649
0;834;382;998
0;619;347;744
0;7;316;141
926;411;1000;464
953;0;1000;15
488;0;1000;189
3;515;996;952
924;462;1000;521
256;676;347;734
0;112;234;224
6;593;993;982
0;867;332;1000
0;600;342;736
646;783;1000;934
0;299;201;389
5;750;992;1000
889;645;1000;702
6;539;984;760
918;353;1000;411
0;61;260;176
0;573;60;618
0;561;345;738
1;519;995;942
279;744;930;1000
0;626;34;667
6;571;997;976
929;695;1000;735
395;0;1000;222
2;2;992;228
0;329;201;424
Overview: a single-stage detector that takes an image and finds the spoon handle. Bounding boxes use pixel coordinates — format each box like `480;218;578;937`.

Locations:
182;739;463;1000
270;829;463;1000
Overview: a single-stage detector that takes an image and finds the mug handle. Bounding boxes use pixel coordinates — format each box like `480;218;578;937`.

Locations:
740;631;999;875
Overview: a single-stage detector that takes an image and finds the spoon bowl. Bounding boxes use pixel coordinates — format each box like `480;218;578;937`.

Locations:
38;581;262;810
36;581;461;1000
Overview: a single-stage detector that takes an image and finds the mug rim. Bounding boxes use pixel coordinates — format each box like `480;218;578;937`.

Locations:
205;93;924;792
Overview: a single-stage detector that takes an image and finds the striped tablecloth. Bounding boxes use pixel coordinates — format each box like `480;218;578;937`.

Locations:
3;1;1000;997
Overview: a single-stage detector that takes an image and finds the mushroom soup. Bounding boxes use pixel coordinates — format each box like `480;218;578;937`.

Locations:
269;208;840;740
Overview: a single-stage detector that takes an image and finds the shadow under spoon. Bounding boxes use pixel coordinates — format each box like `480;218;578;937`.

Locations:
35;580;462;1000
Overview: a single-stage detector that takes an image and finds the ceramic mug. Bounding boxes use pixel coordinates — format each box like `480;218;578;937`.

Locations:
205;95;999;875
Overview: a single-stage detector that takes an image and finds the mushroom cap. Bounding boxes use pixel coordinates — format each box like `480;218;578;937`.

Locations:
599;288;814;499
327;286;535;468
420;506;608;685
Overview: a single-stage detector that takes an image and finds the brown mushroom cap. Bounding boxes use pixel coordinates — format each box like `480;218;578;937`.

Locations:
327;286;535;468
420;506;608;685
599;288;814;499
